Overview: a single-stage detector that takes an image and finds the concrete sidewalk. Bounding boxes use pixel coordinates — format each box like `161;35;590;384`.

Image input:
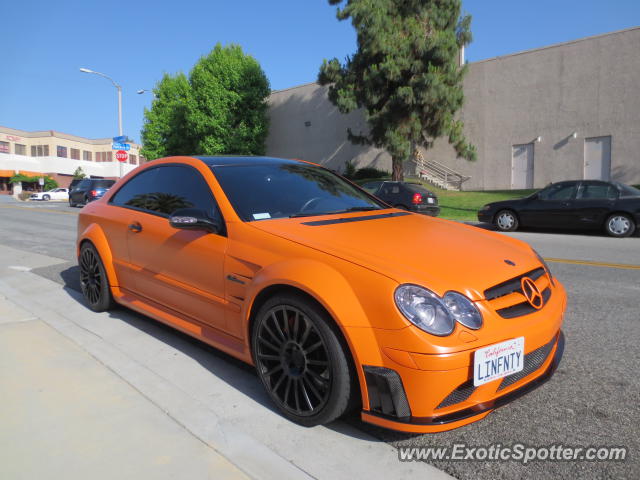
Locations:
0;311;248;480
0;245;451;480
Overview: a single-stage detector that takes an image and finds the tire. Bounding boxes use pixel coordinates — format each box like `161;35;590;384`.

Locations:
494;209;519;232
42;194;50;201
79;243;114;312
251;293;356;427
604;213;635;238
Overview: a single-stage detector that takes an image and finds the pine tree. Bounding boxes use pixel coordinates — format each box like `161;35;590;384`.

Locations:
319;0;476;180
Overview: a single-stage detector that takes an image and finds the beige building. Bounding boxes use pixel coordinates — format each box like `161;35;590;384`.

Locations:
0;126;146;194
267;27;640;190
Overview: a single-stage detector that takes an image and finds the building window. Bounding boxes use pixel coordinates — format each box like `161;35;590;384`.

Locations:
15;144;27;155
129;154;137;165
70;148;80;160
30;145;49;157
83;150;92;161
106;151;112;162
57;146;68;158
0;141;9;154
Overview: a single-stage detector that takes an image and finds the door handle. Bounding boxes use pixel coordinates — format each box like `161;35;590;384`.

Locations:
128;222;142;233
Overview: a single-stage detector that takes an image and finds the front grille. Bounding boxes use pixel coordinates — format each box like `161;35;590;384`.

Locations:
484;268;545;300
496;287;551;318
484;267;552;319
498;336;556;390
436;380;476;409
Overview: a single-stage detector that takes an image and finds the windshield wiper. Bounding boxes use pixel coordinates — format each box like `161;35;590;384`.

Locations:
289;206;381;218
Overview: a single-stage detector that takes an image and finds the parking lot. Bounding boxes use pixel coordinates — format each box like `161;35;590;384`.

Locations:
1;197;638;479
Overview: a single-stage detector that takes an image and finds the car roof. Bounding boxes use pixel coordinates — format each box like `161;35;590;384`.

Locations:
194;156;304;167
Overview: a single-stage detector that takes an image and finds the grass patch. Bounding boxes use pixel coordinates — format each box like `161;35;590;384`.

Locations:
353;176;535;222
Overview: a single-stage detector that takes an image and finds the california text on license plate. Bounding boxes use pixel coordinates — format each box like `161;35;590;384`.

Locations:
473;337;525;386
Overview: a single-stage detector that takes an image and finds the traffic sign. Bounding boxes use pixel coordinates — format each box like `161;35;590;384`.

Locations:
113;135;127;143
112;142;130;151
115;150;128;163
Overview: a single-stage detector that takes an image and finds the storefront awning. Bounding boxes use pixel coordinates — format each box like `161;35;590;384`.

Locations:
0;170;16;177
18;170;45;177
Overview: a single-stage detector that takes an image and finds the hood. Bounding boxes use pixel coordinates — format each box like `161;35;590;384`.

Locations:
250;211;540;301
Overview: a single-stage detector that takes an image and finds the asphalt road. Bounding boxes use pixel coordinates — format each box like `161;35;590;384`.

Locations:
1;198;638;479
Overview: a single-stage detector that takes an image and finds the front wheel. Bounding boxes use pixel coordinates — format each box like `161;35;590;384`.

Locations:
251;293;355;427
604;213;635;237
494;209;519;232
42;194;50;201
79;243;114;312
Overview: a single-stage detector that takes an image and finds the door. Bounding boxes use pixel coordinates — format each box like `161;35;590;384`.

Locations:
511;144;534;189
572;181;618;228
584;136;611;180
519;182;578;228
109;164;228;331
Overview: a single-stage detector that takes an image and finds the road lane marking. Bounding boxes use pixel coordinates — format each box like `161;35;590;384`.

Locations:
545;257;640;270
0;205;78;216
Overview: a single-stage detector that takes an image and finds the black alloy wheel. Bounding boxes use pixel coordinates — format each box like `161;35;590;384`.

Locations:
79;243;114;312
252;294;355;426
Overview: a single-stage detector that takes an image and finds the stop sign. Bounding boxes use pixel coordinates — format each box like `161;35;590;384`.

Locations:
115;150;128;162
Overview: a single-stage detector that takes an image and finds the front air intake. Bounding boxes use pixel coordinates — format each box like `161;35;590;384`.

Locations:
363;366;412;419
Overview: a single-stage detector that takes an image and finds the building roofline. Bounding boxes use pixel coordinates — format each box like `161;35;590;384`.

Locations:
270;26;640;92
270;81;321;95
0;125;140;146
469;25;640;66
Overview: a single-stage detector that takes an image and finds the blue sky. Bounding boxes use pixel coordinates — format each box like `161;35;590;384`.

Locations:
2;0;639;144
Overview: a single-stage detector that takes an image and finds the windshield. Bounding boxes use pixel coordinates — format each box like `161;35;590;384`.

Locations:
211;163;386;221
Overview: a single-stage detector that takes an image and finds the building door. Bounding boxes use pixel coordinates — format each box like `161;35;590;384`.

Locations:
511;144;534;189
584;136;611;180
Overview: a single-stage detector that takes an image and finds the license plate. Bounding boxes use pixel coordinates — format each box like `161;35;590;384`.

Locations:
427;197;435;204
473;337;525;386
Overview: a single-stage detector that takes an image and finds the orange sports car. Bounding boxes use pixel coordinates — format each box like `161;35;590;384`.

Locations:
77;156;566;433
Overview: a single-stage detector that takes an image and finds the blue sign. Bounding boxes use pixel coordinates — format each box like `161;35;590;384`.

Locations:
112;135;127;143
112;142;131;151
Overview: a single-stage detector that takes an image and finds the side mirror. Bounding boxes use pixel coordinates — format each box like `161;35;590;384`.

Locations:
169;208;221;234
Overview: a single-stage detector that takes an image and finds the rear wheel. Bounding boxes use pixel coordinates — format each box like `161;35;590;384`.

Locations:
494;209;519;232
604;213;635;238
79;243;114;312
251;293;355;427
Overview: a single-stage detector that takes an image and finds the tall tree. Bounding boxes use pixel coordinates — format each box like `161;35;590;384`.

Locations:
140;73;191;160
318;0;476;180
140;44;270;160
188;44;271;155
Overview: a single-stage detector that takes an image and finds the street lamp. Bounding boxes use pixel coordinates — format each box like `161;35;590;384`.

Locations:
79;67;124;177
137;89;156;98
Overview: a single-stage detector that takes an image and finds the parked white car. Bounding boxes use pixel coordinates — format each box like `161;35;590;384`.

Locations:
29;188;69;201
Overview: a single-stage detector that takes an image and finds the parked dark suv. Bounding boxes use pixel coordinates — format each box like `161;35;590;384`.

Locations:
361;181;440;216
69;178;116;207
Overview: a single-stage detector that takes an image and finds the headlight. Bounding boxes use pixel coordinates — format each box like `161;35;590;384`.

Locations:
394;285;455;336
443;291;483;329
480;205;491;211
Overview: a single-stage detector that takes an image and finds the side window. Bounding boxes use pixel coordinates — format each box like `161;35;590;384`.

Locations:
577;183;618;200
110;165;221;221
539;184;577;201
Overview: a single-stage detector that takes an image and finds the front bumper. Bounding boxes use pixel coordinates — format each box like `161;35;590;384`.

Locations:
477;210;492;223
361;330;565;433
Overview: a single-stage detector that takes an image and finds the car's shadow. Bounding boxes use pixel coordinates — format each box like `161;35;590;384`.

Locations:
57;265;416;442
